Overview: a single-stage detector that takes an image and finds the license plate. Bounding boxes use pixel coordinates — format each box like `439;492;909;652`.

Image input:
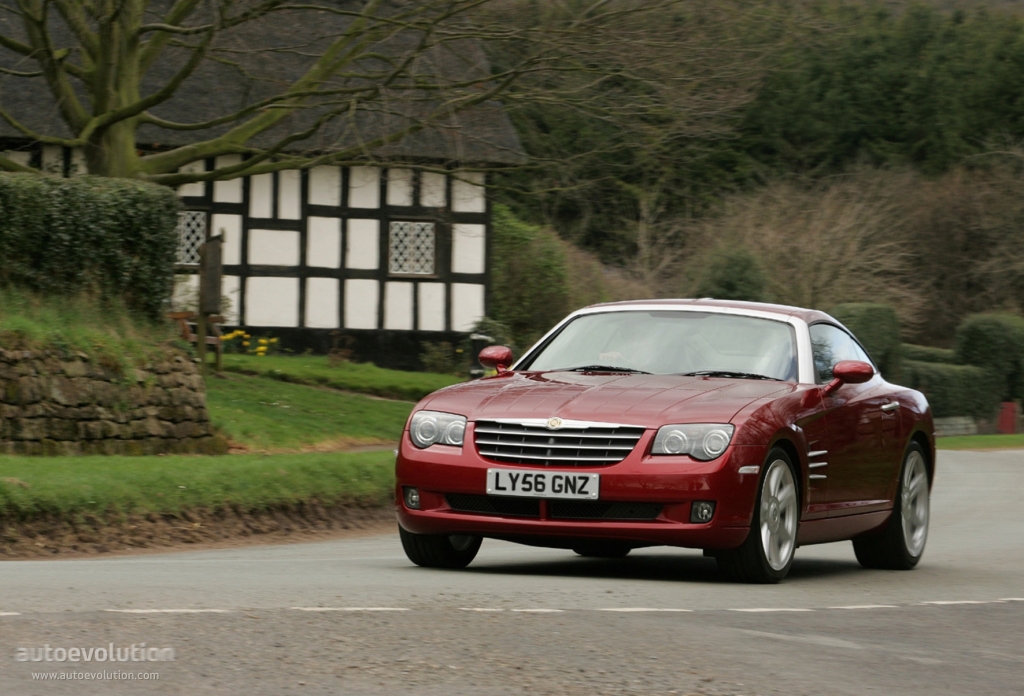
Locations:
486;469;599;500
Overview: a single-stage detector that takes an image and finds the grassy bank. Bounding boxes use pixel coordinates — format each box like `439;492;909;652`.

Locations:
205;373;411;451
0;450;395;520
220;354;461;401
936;434;1024;451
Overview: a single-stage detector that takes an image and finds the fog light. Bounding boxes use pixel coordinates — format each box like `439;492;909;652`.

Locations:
404;487;421;510
690;501;715;523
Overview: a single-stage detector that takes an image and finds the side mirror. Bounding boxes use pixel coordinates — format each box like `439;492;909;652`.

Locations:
479;345;514;373
823;359;874;396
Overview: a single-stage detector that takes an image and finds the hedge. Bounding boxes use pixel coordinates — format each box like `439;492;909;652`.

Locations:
903;360;1001;419
902;344;956;364
830;303;902;380
0;173;179;320
953;314;1024;401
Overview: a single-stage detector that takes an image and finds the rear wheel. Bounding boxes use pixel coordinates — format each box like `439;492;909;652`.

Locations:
717;448;799;584
399;525;482;569
572;541;632;558
853;442;929;570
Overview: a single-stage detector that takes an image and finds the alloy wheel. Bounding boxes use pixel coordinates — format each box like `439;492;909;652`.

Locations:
760;459;798;571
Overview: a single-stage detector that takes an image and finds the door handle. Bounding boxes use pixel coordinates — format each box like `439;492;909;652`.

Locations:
881;402;900;412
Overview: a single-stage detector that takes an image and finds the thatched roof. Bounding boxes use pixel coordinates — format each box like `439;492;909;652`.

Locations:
0;2;525;164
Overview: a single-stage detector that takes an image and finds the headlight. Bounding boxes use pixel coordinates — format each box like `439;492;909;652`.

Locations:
409;411;466;448
651;424;735;461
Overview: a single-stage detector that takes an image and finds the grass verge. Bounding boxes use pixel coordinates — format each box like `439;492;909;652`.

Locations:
0;450;395;520
220;354;461;401
205;373;411;451
936;434;1024;450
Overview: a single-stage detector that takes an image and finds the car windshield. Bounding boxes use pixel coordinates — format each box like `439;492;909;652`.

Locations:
523;311;798;381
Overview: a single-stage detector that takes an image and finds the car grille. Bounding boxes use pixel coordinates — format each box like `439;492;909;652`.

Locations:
446;494;540;518
474;420;645;466
549;501;662;520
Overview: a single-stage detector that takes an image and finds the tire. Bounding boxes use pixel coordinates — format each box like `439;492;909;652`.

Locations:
717;448;799;584
853;442;930;570
572;541;632;558
398;525;482;569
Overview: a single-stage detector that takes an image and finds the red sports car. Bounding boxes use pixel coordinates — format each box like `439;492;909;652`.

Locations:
395;299;934;583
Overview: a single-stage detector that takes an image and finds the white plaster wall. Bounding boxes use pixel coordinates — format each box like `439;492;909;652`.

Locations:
171;274;199;312
69;148;87;177
177;160;206;197
309;166;341;206
249;173;273;218
346;219;379;269
246;277;299;327
222;275;241;324
387;168;414;206
41;145;63;176
420;172;447;207
307;216;341;268
418;282;446;332
452;223;486;274
211;213;242;265
278;170;302;219
213;155;243;203
345;279;379;329
3;150;31;168
348;166;380;208
451;283;485;332
451;171;485;213
305;277;340;328
384;282;414;330
249;229;300;266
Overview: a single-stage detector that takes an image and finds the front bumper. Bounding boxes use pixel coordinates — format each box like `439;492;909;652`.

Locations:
395;425;767;551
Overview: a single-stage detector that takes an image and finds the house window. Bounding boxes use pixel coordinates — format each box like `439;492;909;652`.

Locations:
389;221;435;275
176;210;207;266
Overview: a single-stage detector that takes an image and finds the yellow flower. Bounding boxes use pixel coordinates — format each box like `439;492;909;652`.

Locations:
269;338;279;344
219;335;229;341
258;338;268;345
242;341;250;347
243;333;251;339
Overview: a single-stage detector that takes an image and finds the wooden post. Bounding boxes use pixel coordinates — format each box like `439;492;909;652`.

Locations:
198;235;223;374
196;244;208;371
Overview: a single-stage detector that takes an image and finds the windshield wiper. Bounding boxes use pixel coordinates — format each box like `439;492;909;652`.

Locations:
682;370;781;381
563;365;651;374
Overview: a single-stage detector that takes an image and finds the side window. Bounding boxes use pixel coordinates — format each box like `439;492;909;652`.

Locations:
809;324;873;383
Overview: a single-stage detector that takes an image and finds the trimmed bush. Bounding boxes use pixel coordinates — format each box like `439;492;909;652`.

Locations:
903;360;1001;419
0;173;179;320
830;303;902;380
902;344;956;364
490;204;570;347
953;314;1024;401
695;247;767;302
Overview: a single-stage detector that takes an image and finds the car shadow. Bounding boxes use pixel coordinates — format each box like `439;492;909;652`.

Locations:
461;549;865;585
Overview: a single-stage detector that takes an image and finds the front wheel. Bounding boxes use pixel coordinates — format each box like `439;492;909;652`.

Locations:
853;442;930;570
399;525;482;569
717;448;799;584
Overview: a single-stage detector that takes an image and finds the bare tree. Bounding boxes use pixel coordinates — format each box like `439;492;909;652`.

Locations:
0;0;680;183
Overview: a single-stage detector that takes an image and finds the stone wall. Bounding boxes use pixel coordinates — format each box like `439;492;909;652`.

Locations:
0;350;222;456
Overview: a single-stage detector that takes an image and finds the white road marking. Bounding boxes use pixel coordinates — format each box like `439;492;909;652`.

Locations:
735;629;862;650
290;607;410;612
919;600;996;605
0;612;21;616
829;605;899;610
106;609;232;614
460;608;505;612
598;608;693;613
1000;598;1024;602
730;608;813;613
511;609;564;613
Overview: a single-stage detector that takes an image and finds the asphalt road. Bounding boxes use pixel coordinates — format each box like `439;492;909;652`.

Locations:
1;449;1022;695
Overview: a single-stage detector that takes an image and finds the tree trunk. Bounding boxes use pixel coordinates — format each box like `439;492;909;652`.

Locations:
84;120;142;178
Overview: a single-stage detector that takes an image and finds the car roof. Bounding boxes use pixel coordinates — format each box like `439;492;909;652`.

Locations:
581;298;836;325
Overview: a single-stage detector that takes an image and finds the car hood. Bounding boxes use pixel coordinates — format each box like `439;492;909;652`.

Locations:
420;371;798;427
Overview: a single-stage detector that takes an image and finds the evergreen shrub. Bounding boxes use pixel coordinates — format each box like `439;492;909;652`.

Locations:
0;173;179;320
